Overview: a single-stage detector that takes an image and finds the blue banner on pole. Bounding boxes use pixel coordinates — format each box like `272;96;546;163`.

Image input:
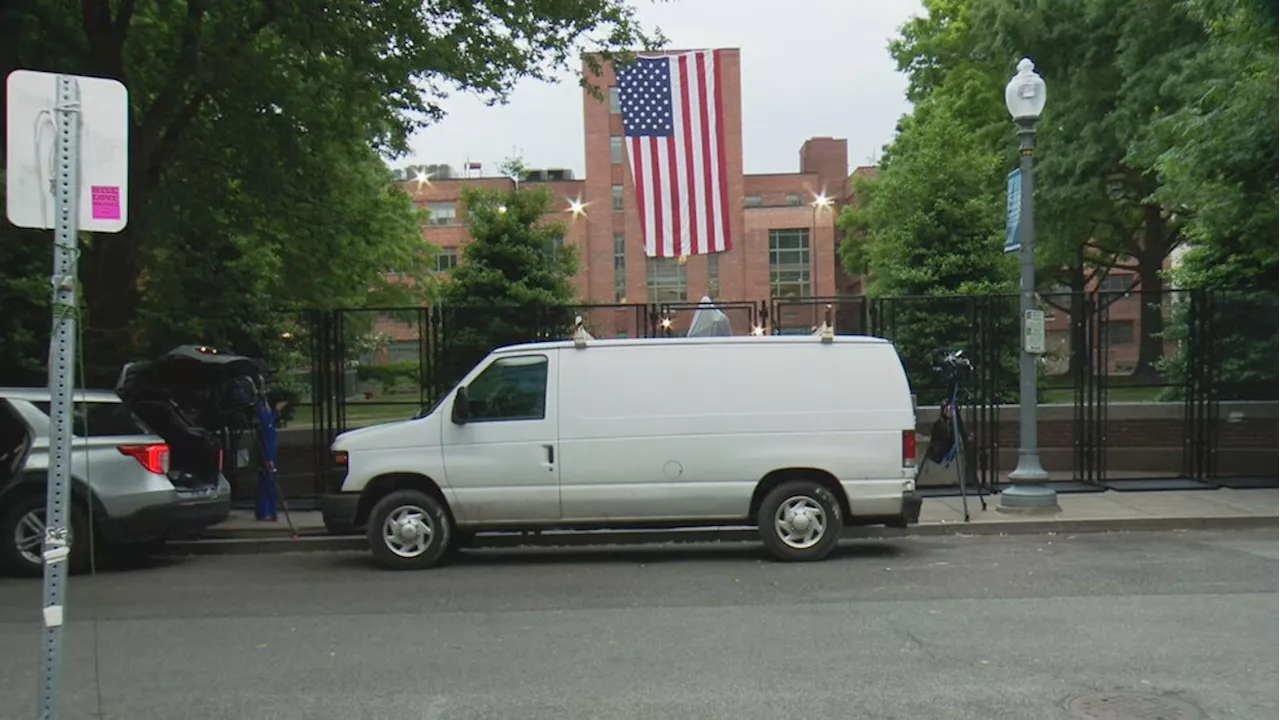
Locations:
1004;168;1022;253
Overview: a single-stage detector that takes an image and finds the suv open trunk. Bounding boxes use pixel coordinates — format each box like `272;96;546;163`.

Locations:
116;346;265;491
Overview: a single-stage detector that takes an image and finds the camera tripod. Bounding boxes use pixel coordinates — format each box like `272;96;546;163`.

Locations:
914;350;987;521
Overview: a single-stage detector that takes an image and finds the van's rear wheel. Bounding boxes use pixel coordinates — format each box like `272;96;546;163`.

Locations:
367;490;452;570
757;480;842;562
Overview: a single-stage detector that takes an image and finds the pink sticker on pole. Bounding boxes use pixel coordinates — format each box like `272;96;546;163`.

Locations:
91;186;121;220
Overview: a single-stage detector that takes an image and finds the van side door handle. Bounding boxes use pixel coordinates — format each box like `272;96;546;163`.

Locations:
543;444;555;464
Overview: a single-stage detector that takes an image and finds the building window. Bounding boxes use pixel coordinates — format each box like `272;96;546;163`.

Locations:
427;202;457;226
608;86;621;114
1098;273;1136;295
613;234;627;302
612;184;624;211
768;229;810;298
610;136;624;164
706;253;720;298
784;194;803;207
1105;320;1136;346
744;195;762;208
435;246;459;273
545;235;564;261
647;256;688;303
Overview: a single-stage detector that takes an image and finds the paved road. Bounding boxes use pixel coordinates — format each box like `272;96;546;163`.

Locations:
1;530;1276;720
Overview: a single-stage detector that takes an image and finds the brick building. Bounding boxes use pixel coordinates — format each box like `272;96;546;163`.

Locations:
403;49;856;314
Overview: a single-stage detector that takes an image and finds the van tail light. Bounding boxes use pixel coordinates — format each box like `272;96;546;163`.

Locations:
902;430;917;469
333;451;348;467
119;444;171;475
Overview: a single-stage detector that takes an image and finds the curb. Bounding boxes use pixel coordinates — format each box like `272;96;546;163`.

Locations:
166;515;1277;556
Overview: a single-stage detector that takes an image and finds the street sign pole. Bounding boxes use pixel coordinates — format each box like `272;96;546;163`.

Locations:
6;68;128;720
36;74;82;720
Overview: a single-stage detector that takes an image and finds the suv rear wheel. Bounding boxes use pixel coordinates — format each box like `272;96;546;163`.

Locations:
1;493;90;577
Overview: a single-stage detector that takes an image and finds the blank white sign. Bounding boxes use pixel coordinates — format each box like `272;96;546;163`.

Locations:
5;69;130;233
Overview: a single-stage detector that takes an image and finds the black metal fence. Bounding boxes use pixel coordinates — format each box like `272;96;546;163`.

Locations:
255;290;1275;501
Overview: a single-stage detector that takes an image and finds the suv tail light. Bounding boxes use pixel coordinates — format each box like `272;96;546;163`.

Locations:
119;444;171;475
902;430;917;469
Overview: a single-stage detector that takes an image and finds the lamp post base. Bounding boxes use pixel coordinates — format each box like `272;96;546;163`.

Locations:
997;485;1060;514
1000;453;1058;512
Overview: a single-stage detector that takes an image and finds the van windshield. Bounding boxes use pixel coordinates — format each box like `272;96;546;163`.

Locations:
415;384;457;419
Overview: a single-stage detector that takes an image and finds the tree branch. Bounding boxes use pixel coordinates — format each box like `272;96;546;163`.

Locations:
136;0;207;159
113;0;137;46
24;6;88;63
149;87;213;172
137;3;281;183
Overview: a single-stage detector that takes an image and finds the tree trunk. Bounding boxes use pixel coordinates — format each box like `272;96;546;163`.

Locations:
1068;243;1087;380
1132;206;1168;383
80;158;148;386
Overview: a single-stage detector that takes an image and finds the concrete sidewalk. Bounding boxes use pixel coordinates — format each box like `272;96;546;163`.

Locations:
172;488;1277;555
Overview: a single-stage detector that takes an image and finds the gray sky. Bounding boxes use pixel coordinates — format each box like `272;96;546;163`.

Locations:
406;0;924;177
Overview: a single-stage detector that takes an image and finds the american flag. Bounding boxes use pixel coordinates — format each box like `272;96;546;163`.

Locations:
617;50;732;258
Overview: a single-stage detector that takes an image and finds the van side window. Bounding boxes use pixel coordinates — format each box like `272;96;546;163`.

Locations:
465;355;549;422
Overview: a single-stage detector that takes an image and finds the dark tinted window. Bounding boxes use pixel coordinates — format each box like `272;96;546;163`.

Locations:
465;356;549;422
33;401;150;437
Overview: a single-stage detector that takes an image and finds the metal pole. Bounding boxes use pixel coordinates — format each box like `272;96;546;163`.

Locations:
810;205;817;298
37;74;82;720
1000;117;1057;511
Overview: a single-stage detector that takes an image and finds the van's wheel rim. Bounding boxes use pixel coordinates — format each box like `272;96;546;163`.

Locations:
774;496;827;550
382;505;434;558
14;509;50;566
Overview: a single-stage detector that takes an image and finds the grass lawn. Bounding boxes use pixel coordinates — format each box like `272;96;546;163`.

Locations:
282;393;425;430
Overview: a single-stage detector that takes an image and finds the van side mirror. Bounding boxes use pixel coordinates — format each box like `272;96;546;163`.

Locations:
451;386;471;425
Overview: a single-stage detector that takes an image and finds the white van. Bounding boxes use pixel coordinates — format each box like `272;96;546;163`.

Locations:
320;334;921;570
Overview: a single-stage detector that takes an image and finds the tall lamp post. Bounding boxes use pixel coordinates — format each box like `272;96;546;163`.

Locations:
811;192;833;298
999;58;1058;512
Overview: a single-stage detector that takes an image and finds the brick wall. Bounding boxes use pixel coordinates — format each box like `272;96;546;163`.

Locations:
913;401;1277;477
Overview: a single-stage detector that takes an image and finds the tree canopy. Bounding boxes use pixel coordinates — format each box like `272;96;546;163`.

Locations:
433;179;581;388
1;0;659;385
844;0;1277;384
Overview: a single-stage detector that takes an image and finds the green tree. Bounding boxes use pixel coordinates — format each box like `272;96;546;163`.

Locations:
434;182;581;393
976;0;1214;379
1146;0;1279;401
1;0;659;384
1143;0;1278;293
840;96;1018;399
874;0;1275;386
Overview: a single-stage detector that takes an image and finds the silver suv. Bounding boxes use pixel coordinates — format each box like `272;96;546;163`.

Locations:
0;388;232;576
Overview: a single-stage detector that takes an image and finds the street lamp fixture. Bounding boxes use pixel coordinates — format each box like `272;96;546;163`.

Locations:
1004;58;1046;120
1000;57;1057;513
811;192;833;210
567;197;587;217
413;169;433;190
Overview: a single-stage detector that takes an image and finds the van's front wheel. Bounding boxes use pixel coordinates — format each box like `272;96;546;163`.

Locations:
757;480;842;562
367;490;452;570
